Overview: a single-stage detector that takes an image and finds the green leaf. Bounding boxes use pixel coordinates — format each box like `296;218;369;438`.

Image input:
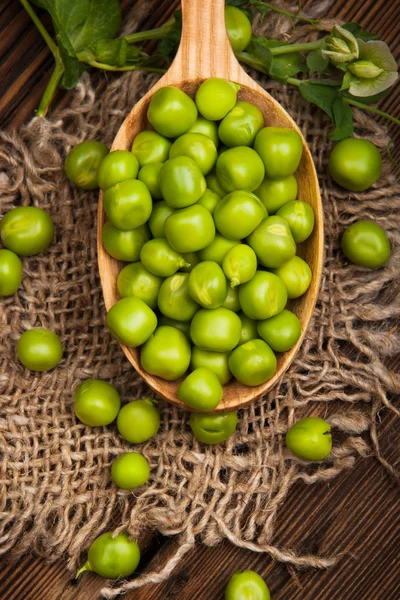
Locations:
157;10;182;62
249;0;269;18
247;37;306;81
79;38;143;68
298;82;338;119
330;97;354;140
342;22;379;42
306;49;330;73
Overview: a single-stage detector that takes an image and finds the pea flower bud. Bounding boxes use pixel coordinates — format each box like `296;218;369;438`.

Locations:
348;60;384;79
322;25;359;64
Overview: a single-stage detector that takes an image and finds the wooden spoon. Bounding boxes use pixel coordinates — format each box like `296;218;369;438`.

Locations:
97;0;323;412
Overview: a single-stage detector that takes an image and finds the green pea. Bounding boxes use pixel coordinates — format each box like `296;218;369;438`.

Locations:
206;172;226;198
256;175;298;214
190;307;241;352
169;133;218;175
247;216;296;268
258;309;301;352
254;127;303;178
106;297;157;347
178;367;223;411
224;5;253;52
187;116;219;148
199;234;239;265
74;379;121;427
191;347;232;384
225;570;270;600
222;286;241;312
138;162;163;199
341;220;390;269
159;316;191;338
229;339;277;386
0;249;23;296
64;141;109;189
102;222;150;262
17;328;63;371
97;150;139;191
277;200;315;243
111;452;150;490
103;179;152;230
286;417;332;461
117;398;160;443
131;130;171;166
223;244;257;288
165;205;215;253
188;260;227;309
76;532;140;580
147;86;198;137
160;156;206;208
180;251;200;273
158;273;199;322
198;189;221;214
141;326;191;380
140;238;190;277
239;271;287;320
196;78;240;120
219;101;264;147
0;206;54;256
216;147;265;193
237;312;258;346
328;137;382;192
148;201;175;238
214;191;267;239
190;411;238;445
272;256;312;299
117;262;162;309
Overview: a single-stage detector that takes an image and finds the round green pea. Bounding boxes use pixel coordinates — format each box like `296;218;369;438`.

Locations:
229;339;277;386
277;200;315;243
148;201;175;238
188;260;227;309
64;140;109;189
74;379;121;427
141;325;191;380
0;206;54;256
190;411;238;445
272;256;312;299
0;249;22;296
341;220;390;269
198;189;221;214
239;271;287;320
224;6;253;53
17;328;63;371
286;417;332;461
148;86;198;138
178;367;223;411
97;150;139;191
216;147;265;193
165;205;215;253
214;191;267;239
159;316;191;338
219;101;264;147
247;216;296;268
254;127;303;178
117;398;160;443
225;570;270;600
223;244;257;288
117;262;162;309
138;162;163;199
256;175;298;214
106;297;157;347
103;179;152;230
77;532;140;579
258;309;301;352
191;347;232;384
222;286;241;312
102;222;150;262
169;133;217;175
195;78;240;121
160;156;206;208
238;311;258;345
111;452;150;490
206;172;226;197
328;138;382;192
187;116;219;148
199;234;239;265
158;272;199;322
140;238;189;277
131;130;171;166
190;307;241;352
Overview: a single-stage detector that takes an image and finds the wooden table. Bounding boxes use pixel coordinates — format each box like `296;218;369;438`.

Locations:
0;1;399;599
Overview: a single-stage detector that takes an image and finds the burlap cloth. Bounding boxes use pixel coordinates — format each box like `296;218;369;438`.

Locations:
0;2;399;597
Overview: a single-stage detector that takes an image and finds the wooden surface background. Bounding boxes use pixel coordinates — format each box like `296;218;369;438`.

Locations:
0;1;399;599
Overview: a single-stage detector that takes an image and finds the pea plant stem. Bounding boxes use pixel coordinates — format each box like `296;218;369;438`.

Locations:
270;39;325;55
257;2;320;25
87;60;165;73
36;62;65;117
344;98;400;127
122;18;175;44
19;0;59;59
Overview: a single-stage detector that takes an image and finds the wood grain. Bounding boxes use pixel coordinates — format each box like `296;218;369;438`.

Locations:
97;0;324;411
0;1;399;599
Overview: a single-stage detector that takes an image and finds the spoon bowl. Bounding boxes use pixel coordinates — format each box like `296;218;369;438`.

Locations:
98;0;323;411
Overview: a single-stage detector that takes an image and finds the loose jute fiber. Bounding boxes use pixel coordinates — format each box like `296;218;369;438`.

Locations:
0;2;399;597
